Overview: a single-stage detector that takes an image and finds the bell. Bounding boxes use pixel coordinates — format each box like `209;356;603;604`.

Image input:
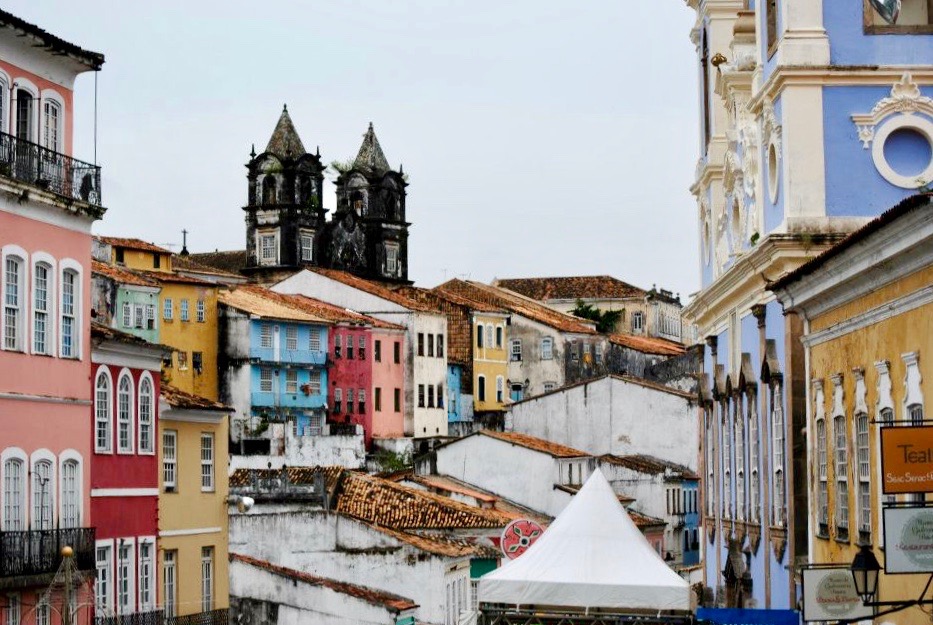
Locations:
869;0;900;24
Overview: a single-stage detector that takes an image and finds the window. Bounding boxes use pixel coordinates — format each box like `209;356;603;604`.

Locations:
61;459;79;528
375;339;382;362
347;336;355;360
334;388;342;413
632;311;644;332
427;385;435;408
510;339;522;362
394;341;401;363
418;384;426;408
163;430;177;491
196;299;205;322
570;339;579;362
496;376;504;403
428;334;434;357
495;326;503;348
307;369;321;394
193;351;203;373
375;387;382;411
594;342;604;363
485;325;493;349
43;100;60;152
284;369;298;394
4;255;23;350
386;244;399;273
118;374;134;453
771;384;786;525
258;232;278;265
390;388;399;412
62;268;78;357
722;404;732;518
139;540;154;611
146;304;156;330
117;541;134;615
347;389;354;413
477;376;486;402
835;414;849;536
96;545;112;615
259;367;272;393
36;597;50;625
735;401;746;520
2;457;24;530
857;413;871;540
133;304;144;329
541;337;553;360
180;299;189;322
418;333;425;356
115;248;125;265
201;433;214;492
15;89;33;140
543;382;556;393
163;550;177;618
910;404;925;424
864;0;932;32
359;336;366;360
766;0;778;54
334;334;342;358
163;298;173;320
32;460;53;529
359;389;366;413
33;262;50;354
96;370;113;453
201;546;214;611
309;329;321;351
122;302;132;328
300;231;314;262
477;324;484;348
437;334;444;358
748;394;760;522
706;409;715;516
153;254;160;269
285;326;298;351
177;351;188;370
817;414;828;533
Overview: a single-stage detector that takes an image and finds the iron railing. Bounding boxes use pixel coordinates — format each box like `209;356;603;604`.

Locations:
167;609;229;625
0;131;101;205
0;527;96;578
95;610;164;625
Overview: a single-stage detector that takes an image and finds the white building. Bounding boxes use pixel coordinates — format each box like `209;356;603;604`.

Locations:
274;268;448;438
508;374;698;470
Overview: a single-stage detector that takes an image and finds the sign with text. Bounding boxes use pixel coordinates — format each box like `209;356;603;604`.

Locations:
883;505;933;573
801;567;874;622
881;425;933;494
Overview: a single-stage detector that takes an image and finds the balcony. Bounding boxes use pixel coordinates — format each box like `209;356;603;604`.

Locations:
0;131;101;207
95;611;164;625
167;609;228;625
0;527;95;584
248;347;326;366
250;391;325;410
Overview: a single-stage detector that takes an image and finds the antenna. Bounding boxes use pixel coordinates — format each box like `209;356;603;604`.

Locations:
181;229;190;256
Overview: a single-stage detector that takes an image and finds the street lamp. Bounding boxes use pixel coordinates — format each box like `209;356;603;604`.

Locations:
850;545;881;602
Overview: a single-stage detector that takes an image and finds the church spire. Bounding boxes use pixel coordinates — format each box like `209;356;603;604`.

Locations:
353;122;391;174
264;105;306;158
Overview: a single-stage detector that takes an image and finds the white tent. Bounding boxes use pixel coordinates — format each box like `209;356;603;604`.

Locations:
477;468;691;611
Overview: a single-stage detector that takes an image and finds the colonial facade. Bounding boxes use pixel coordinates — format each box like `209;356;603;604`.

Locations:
0;10;103;624
680;0;933;609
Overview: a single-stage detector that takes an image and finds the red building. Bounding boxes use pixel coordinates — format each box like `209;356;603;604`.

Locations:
90;324;166;621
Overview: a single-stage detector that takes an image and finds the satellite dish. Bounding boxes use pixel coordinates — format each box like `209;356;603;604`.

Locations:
500;519;544;560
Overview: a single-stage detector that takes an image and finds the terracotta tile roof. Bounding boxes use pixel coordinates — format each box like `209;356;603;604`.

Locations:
609;333;686;356
435;279;597;335
228;466;344;490
493;276;647;301
172;255;244;279
379;527;499;558
188;250;248;274
91;322;171;353
478;430;591;459
219;285;331;324
397;473;553;524
0;10;104;69
92;260;158;288
553;483;635;505
312;269;437;313
288;294;404;330
627;509;668;529
231;553;418;612
335;471;512;530
137;269;216;286
599;454;699;480
96;237;172;255
160;383;231;411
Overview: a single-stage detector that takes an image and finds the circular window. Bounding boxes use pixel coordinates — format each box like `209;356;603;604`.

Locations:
871;116;933;189
767;142;779;204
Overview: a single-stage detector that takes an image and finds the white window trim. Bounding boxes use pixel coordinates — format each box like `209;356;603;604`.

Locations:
902;351;924;416
162;430;177;492
116;538;136;616
137;371;156;455
116;369;136;454
163;298;173;320
201;546;214;612
31;252;56;356
0;70;10;133
163;549;177;618
95;366;114;454
1;447;28;530
39;89;65;153
541;337;553;360
256;229;280;266
299;229;315;262
59;258;83;360
2;244;28;353
58;450;83;528
200;433;215;492
137;536;156;612
95;538;115;616
180;299;190;323
12;78;39;142
196;299;205;323
30;448;57;530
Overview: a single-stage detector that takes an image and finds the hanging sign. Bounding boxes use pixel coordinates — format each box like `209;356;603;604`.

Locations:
883;505;933;573
801;567;873;622
500;519;544;560
881;425;933;494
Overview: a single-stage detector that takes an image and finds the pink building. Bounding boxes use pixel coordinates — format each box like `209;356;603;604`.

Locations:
0;9;104;625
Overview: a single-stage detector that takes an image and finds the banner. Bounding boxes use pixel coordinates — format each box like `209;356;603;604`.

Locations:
801;567;873;622
696;608;798;625
884;505;933;573
881;426;933;494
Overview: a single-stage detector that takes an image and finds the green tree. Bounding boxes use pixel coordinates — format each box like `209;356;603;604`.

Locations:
570;299;623;334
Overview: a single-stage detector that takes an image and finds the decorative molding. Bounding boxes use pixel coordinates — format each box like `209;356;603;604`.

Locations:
853;368;868;415
747;522;761;555
851;74;933;148
91;488;159;497
158;526;222;538
706;517;717;544
770;526;788;562
0;392;90;406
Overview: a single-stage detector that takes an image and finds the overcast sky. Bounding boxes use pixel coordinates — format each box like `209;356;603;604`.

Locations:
14;1;701;299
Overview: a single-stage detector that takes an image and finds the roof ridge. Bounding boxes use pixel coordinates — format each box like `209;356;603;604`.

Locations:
264;106;307;158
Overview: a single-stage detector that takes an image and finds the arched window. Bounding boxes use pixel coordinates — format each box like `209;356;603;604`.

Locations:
2;457;25;530
540;337;553;360
60;458;80;528
95;369;113;453
32;459;54;530
139;376;154;453
262;175;277;205
118;374;134;453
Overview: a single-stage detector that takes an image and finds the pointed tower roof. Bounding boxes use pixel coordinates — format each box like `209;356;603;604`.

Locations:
264;105;306;158
353;122;391;174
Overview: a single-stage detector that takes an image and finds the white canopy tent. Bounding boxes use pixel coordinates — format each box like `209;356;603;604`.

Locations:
477;469;691;611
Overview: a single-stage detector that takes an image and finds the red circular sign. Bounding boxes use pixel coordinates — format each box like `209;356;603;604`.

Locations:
500;519;544;560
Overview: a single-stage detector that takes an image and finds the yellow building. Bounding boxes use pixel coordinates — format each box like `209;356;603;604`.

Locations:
772;195;933;625
96;236;174;272
159;383;232;620
471;310;510;414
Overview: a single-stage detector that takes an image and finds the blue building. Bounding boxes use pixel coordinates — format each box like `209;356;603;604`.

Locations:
679;0;932;610
682;477;701;567
219;286;331;454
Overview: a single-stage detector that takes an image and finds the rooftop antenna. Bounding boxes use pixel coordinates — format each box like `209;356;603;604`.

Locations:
181;229;190;256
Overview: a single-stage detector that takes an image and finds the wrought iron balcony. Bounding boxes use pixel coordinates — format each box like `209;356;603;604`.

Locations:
0;131;101;206
95;610;164;625
166;609;229;625
0;527;96;579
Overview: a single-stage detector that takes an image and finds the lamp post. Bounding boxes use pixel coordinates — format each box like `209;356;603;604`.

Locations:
843;545;933;623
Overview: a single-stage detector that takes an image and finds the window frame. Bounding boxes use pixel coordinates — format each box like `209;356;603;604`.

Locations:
2;249;26;352
510;339;522;362
863;0;933;34
200;433;215;492
95;367;114;454
60;263;80;358
32;256;55;355
201;546;214;612
180;299;190;323
2;452;26;531
162;430;177;492
95;541;114;615
196;299;205;323
138;374;155;454
59;454;81;528
117;371;135;454
138;537;156;611
163;298;173;321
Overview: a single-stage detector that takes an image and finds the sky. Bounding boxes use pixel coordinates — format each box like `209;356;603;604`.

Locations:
13;1;701;299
